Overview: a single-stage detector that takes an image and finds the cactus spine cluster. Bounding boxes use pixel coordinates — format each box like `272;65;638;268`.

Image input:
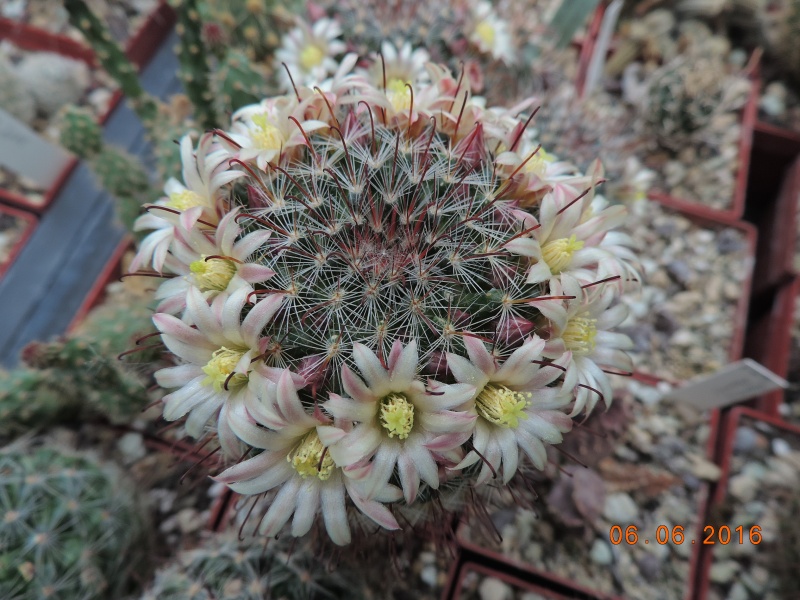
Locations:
0;445;149;599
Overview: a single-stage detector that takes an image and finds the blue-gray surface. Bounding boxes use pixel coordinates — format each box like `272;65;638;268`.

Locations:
0;31;180;367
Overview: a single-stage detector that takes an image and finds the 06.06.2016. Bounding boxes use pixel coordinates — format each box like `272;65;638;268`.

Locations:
609;525;762;545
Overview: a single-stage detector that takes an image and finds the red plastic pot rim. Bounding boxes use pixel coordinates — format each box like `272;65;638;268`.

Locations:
451;561;610;600
753;119;800;147
0;2;176;213
452;541;622;600
753;274;800;416
0;203;38;280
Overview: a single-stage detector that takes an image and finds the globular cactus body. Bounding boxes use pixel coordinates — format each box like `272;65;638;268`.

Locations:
0;56;35;124
58;105;104;158
644;55;727;150
16;52;90;118
0;445;149;599
214;50;267;116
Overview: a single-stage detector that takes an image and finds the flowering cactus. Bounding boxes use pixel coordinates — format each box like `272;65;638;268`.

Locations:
130;54;638;545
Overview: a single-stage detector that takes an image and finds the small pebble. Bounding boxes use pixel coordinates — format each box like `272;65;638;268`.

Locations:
419;565;438;588
710;560;739;584
478;577;513;600
590;539;613;566
771;438;791;456
603;493;639;522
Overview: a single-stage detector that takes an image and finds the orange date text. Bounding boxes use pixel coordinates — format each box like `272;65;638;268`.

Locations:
609;525;762;546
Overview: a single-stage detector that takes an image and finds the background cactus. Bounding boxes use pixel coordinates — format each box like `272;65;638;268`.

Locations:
58;105;104;159
140;532;354;600
200;0;300;62
643;52;742;151
0;55;36;125
171;0;218;131
89;147;151;230
0;281;159;440
318;0;462;64
0;443;150;599
15;52;90;118
213;49;269;117
64;0;160;124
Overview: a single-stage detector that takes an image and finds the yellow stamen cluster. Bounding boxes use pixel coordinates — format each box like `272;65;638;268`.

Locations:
524;148;554;178
379;392;415;439
476;21;496;47
288;431;335;480
250;113;284;150
201;347;248;392
386;78;413;112
299;44;325;71
563;317;598;356
476;384;530;428
167;189;204;211
190;255;237;292
541;235;584;274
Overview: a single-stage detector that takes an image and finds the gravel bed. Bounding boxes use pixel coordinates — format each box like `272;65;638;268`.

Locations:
457;570;550;600
618;199;752;381
705;415;800;600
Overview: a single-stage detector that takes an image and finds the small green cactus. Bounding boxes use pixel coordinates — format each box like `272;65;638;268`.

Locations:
214;49;268;116
58;105;104;159
140;532;354;600
0;56;35;125
0;444;149;600
0;283;158;439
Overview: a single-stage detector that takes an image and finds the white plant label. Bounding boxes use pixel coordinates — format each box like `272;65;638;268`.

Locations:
0;108;72;188
666;358;788;410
